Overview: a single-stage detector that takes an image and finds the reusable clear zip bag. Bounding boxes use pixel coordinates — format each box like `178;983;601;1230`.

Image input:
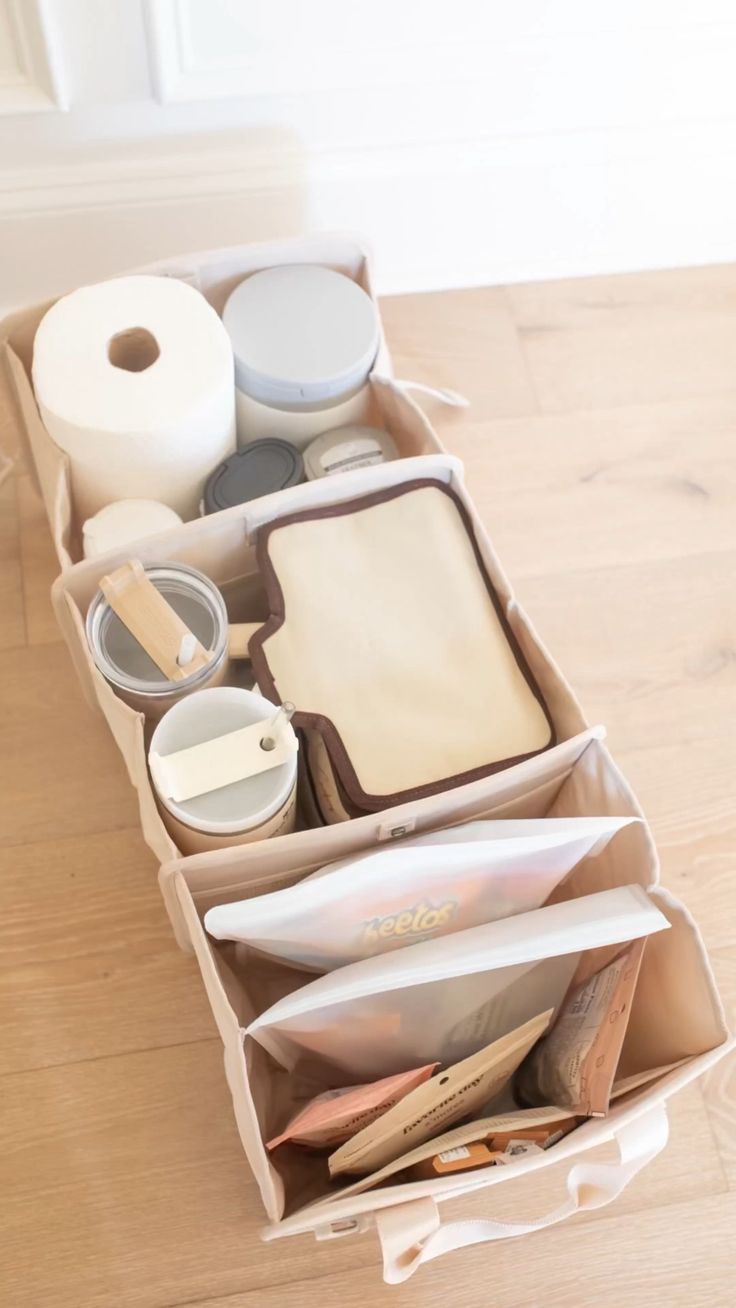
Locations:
205;816;636;970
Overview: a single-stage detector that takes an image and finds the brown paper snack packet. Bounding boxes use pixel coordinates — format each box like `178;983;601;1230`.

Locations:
516;938;646;1116
329;1009;552;1177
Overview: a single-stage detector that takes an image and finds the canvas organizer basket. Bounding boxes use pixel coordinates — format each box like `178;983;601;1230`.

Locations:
1;235;733;1283
159;732;732;1283
49;452;588;864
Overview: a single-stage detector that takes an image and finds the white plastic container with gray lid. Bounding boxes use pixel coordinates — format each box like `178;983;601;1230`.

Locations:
303;425;398;481
223;264;380;449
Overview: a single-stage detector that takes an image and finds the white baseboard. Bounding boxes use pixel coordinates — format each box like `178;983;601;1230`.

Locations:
3;117;736;305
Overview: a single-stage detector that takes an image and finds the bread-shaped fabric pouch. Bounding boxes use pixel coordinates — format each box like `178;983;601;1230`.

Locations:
249;480;555;812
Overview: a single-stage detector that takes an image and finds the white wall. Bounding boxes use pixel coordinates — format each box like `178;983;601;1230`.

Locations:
1;0;736;303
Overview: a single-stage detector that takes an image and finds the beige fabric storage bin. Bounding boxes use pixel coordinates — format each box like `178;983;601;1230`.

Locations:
158;732;733;1283
51;452;588;864
0;234;400;570
5;228;730;1290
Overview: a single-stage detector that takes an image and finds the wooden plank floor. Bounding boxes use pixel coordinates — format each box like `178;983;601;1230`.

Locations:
2;264;736;1306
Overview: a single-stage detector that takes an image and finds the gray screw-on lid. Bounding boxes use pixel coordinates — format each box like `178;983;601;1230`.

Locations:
203;439;304;513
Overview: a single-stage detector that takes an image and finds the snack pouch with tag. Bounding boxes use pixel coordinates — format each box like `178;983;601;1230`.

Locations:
328;1010;552;1176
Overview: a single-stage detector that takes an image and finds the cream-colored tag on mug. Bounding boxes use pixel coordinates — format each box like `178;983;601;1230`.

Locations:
150;718;298;802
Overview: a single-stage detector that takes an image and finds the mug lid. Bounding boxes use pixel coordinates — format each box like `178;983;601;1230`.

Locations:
223;265;380;408
86;562;227;695
203;440;304;513
149;686;297;833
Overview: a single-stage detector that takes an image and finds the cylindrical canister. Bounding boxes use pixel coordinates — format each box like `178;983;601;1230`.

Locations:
303;425;398;480
223;264;380;450
86;562;229;718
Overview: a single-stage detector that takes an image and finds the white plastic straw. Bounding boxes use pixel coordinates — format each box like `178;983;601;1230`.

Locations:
177;632;197;667
261;701;295;751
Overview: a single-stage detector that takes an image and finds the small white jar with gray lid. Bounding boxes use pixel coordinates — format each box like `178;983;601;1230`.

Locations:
223;264;380;450
303;425;398;480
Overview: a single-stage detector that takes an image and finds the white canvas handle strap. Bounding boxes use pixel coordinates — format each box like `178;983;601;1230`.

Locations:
393;378;470;408
376;1106;668;1284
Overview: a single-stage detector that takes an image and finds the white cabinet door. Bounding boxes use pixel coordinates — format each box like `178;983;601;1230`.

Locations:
0;0;64;114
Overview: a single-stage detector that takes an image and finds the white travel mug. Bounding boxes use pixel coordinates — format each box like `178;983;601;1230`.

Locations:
149;686;298;854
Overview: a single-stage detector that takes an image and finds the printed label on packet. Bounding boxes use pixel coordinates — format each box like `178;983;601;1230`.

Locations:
502;1140;545;1160
408;1142;501;1178
362;899;458;950
438;1146;472;1164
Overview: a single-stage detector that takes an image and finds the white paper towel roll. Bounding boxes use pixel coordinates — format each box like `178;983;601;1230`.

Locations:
32;275;236;521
